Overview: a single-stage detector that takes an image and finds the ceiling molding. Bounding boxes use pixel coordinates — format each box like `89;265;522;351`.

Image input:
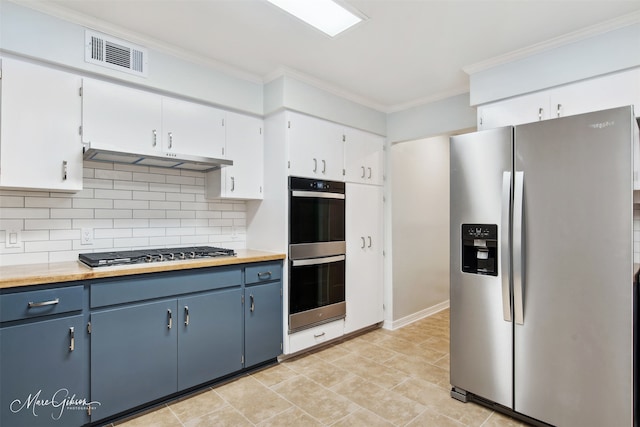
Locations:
13;0;265;84
463;9;640;75
385;85;470;114
263;66;388;112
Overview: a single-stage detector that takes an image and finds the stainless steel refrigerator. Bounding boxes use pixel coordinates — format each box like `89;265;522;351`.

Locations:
450;106;637;427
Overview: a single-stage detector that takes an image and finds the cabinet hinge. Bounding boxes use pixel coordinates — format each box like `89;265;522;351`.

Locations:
79;125;83;136
79;87;83;97
259;127;263;135
280;342;283;350
342;169;346;176
342;134;346;142
287;161;290;169
222;118;225;127
241;355;244;364
87;322;91;334
280;287;283;297
241;295;244;304
260;186;263;193
222;147;225;156
87;405;91;416
288;121;291;129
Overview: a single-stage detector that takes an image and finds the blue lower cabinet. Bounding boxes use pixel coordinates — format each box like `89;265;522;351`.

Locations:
244;281;283;367
0;314;89;427
90;299;178;421
178;288;243;390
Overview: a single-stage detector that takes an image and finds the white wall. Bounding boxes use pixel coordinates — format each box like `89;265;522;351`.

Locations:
0;162;246;266
469;22;640;106
389;135;450;327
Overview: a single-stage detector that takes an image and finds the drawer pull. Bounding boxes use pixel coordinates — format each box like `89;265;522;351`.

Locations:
69;327;75;352
257;271;272;280
314;332;326;339
28;298;60;308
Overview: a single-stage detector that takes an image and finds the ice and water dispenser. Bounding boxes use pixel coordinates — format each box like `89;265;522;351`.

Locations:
461;224;498;276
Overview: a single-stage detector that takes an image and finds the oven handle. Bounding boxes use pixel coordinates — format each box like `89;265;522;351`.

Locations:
291;255;346;267
291;190;345;200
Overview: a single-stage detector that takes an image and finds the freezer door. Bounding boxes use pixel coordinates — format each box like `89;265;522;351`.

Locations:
450;127;513;408
513;107;634;427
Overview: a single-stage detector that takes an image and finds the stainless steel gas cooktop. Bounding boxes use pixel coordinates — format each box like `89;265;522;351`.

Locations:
79;246;236;268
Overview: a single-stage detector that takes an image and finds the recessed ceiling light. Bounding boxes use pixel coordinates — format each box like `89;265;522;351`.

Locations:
266;0;364;37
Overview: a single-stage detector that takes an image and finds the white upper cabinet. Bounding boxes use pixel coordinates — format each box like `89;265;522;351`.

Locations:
160;97;226;159
344;128;384;185
81;78;226;159
478;68;640;130
287;111;344;181
81;78;162;155
550;69;640;119
207;112;264;200
0;58;83;192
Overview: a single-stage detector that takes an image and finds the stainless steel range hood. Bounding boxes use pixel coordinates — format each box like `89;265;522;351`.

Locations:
83;143;232;172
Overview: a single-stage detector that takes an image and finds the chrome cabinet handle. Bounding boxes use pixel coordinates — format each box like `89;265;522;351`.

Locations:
313;158;318;172
250;294;255;313
152;129;157;147
322;159;326;174
367;236;372;248
167;309;173;329
361;166;365;178
230;177;235;192
538;108;544;121
361;237;366;249
257;271;272;280
368;167;372;179
314;332;325;338
184;306;189;326
28;298;59;308
62;160;68;181
168;132;173;149
556;104;562;117
69;327;75;352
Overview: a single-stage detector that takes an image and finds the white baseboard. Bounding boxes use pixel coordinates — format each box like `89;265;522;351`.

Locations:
382;300;450;331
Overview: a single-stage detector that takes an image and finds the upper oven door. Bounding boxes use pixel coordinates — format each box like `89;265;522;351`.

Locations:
289;177;345;259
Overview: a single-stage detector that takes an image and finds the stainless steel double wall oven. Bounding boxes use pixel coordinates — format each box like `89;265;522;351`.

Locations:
288;177;346;332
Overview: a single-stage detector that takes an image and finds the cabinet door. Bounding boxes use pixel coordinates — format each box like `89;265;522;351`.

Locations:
478;92;550;130
0;58;83;191
344;184;384;334
344;128;384;185
244;281;282;367
551;69;640;119
90;300;178;421
161;97;226;159
213;112;264;199
82;78;162;155
288;112;344;181
0;315;88;427
177;288;243;390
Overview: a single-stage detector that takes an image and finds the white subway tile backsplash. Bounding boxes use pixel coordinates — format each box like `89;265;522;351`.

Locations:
0;165;246;266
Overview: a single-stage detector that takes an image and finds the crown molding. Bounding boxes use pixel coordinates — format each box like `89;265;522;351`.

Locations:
463;9;640;75
385;85;470;114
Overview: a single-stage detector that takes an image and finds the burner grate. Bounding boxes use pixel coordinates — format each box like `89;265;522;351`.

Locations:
79;246;236;268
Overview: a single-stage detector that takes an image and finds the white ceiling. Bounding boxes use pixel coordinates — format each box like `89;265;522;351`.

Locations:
33;0;640;112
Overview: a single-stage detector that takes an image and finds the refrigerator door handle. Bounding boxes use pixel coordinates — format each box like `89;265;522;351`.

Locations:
513;171;525;325
501;171;512;322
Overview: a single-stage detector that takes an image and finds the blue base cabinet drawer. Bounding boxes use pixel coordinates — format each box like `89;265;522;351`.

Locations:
0;314;89;427
245;262;282;285
0;285;83;322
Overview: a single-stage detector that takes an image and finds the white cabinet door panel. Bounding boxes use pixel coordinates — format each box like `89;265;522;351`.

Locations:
345;128;384;185
0;58;83;191
82;78;162;155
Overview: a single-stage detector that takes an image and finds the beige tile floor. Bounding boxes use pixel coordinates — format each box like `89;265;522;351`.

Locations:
109;309;529;427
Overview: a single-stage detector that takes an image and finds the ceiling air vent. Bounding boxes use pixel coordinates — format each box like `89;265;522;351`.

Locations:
85;30;148;77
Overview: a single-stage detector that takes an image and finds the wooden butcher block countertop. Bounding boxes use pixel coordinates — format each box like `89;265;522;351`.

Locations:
0;249;286;290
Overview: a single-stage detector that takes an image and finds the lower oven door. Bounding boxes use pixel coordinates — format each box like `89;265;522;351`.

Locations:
289;254;346;333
